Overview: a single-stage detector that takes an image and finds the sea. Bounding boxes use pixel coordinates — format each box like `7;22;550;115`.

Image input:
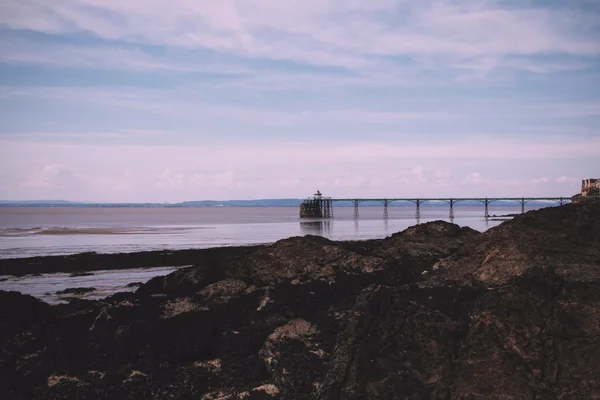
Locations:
0;204;544;303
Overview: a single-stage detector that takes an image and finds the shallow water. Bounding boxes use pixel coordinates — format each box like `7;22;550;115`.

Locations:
0;266;183;304
0;205;540;259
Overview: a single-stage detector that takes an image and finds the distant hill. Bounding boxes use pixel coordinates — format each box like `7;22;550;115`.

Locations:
0;199;568;208
174;199;303;207
0;200;81;205
0;199;302;207
0;200;166;207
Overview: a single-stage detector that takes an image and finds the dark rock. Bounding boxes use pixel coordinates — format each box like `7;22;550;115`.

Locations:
56;287;96;295
377;220;478;261
259;319;329;398
198;278;254;305
0;245;263;277
125;282;143;288
1;203;599;399
0;291;54;341
69;271;95;277
241;235;385;286
0;291;55;398
434;203;600;284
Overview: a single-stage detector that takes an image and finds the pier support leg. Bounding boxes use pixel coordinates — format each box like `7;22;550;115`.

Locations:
353;200;359;219
322;199;333;218
383;200;389;219
449;199;455;220
484;198;489;218
415;199;421;220
521;198;525;214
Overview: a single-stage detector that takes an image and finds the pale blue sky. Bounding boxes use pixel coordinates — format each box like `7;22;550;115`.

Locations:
0;0;599;201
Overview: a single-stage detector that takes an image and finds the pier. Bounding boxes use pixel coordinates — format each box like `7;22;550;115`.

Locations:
299;191;333;218
299;193;582;219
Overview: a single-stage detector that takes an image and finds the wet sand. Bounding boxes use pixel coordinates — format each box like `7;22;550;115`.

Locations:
33;227;200;235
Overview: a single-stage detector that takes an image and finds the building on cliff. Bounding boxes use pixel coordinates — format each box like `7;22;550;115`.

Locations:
581;178;600;197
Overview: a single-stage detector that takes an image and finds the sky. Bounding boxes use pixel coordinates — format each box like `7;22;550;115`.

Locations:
0;0;599;202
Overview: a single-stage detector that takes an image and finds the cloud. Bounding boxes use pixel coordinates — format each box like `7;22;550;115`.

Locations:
1;0;598;76
2;83;599;146
1;136;596;201
157;169;236;190
461;172;489;186
556;176;579;183
0;39;202;72
22;164;84;189
1;2;598;146
17;164;92;199
531;177;550;185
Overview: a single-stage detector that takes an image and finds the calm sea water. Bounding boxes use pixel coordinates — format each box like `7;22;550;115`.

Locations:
0;205;546;259
0;204;549;303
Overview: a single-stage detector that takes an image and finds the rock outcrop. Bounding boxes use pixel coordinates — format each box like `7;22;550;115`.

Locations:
1;204;599;399
434;203;600;284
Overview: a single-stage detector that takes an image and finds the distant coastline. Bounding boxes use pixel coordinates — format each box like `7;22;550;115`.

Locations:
0;199;303;207
0;199;565;208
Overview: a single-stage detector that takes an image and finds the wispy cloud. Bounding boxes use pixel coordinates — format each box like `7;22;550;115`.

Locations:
2;1;599;73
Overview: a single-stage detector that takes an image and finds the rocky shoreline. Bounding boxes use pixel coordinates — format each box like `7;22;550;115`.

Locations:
0;246;265;277
1;203;599;399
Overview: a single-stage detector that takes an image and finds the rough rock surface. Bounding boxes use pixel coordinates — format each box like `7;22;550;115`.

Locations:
56;287;97;295
434;203;600;284
1;204;600;399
